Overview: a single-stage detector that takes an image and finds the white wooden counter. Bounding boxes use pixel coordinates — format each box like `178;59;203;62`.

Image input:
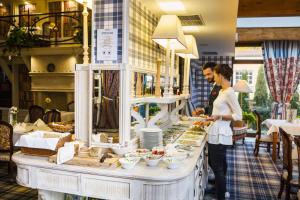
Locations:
12;134;208;200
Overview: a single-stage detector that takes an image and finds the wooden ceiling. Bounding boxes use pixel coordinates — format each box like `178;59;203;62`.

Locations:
238;0;300;17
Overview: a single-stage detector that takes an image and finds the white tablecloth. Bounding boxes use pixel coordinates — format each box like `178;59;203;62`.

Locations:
262;119;300;159
262;119;300;136
13;124;52;145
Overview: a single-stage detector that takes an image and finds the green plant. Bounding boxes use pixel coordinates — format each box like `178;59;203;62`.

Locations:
3;26;50;55
242;111;256;128
254;66;270;107
149;104;160;116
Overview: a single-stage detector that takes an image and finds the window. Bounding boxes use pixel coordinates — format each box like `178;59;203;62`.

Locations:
235;70;253;84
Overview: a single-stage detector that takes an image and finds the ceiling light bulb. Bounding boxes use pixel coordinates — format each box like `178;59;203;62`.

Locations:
158;1;185;11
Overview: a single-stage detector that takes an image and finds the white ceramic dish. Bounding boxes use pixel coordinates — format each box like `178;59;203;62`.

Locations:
144;155;162;167
112;147;131;156
163;156;180;169
119;157;140;169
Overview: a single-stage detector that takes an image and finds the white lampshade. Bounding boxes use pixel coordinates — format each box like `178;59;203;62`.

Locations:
176;35;199;59
152;15;187;50
75;0;92;9
233;80;252;93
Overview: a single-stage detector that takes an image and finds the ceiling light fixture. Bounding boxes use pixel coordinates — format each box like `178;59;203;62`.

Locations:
182;26;201;32
158;1;185;12
152;15;187;96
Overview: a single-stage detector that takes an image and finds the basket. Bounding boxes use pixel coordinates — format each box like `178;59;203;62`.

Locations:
48;122;74;133
21;134;72;157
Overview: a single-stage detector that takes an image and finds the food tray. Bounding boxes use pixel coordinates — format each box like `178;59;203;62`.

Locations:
21;134;72;156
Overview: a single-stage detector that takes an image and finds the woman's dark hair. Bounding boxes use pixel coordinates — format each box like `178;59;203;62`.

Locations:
214;64;233;81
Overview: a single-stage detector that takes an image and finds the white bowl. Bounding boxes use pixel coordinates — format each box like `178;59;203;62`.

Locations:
112;147;131;156
119;157;140;169
163;156;180;169
144;155;162;167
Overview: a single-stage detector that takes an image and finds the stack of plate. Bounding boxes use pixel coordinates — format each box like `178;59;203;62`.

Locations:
139;128;163;150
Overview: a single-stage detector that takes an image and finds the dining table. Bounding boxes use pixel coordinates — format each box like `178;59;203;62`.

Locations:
262;119;300;161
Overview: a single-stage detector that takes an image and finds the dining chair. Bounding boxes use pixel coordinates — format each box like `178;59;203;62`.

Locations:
253;110;280;157
294;136;300;200
232;120;247;146
43;109;61;124
29;105;45;123
0;120;14;177
67;101;74;112
278;128;299;200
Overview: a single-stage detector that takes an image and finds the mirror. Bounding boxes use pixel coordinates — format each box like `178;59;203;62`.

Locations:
132;72;169;97
92;70;120;144
133;72;155;97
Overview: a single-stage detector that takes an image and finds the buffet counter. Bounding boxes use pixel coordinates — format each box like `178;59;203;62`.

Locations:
12;133;208;200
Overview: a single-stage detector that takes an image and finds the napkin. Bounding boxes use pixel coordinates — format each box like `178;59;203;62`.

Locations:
14;122;32;133
33;119;46;127
56;143;75;165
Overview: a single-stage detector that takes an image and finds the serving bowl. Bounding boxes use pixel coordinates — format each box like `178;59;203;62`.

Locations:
119;157;140;169
111;147;131;156
144;154;162;167
163;156;180;169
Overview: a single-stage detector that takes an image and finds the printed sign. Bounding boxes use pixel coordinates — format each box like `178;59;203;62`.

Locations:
97;29;118;61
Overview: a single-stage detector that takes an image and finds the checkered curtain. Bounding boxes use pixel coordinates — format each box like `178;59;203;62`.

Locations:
188;56;233;115
263;41;300;119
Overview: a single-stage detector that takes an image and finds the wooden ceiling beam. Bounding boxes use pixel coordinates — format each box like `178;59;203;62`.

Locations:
237;27;300;42
238;0;300;17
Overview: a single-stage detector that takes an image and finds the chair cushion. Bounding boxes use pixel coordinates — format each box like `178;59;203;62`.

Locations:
297;190;300;200
257;135;279;143
0;152;11;161
232;127;247;135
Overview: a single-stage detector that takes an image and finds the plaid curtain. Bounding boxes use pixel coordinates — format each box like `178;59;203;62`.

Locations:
188;56;233;115
263;41;300;119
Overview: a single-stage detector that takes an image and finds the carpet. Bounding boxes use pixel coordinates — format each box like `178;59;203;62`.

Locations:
0;163;37;200
205;138;296;200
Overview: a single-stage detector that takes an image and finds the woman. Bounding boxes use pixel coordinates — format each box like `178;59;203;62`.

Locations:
207;64;242;200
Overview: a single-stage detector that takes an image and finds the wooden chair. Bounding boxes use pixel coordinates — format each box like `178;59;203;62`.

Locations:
0;120;14;177
294;137;300;200
67;101;74;112
253;110;280;157
43;109;61;124
278;128;299;200
29;105;45;123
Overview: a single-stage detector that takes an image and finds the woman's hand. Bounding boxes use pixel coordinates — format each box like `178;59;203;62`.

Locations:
209;115;221;121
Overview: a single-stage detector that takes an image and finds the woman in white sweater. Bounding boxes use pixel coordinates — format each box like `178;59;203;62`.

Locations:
207;64;242;200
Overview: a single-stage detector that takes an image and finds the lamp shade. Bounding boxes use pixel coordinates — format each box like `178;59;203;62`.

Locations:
75;0;92;9
152;15;187;50
233;80;252;93
176;35;199;59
